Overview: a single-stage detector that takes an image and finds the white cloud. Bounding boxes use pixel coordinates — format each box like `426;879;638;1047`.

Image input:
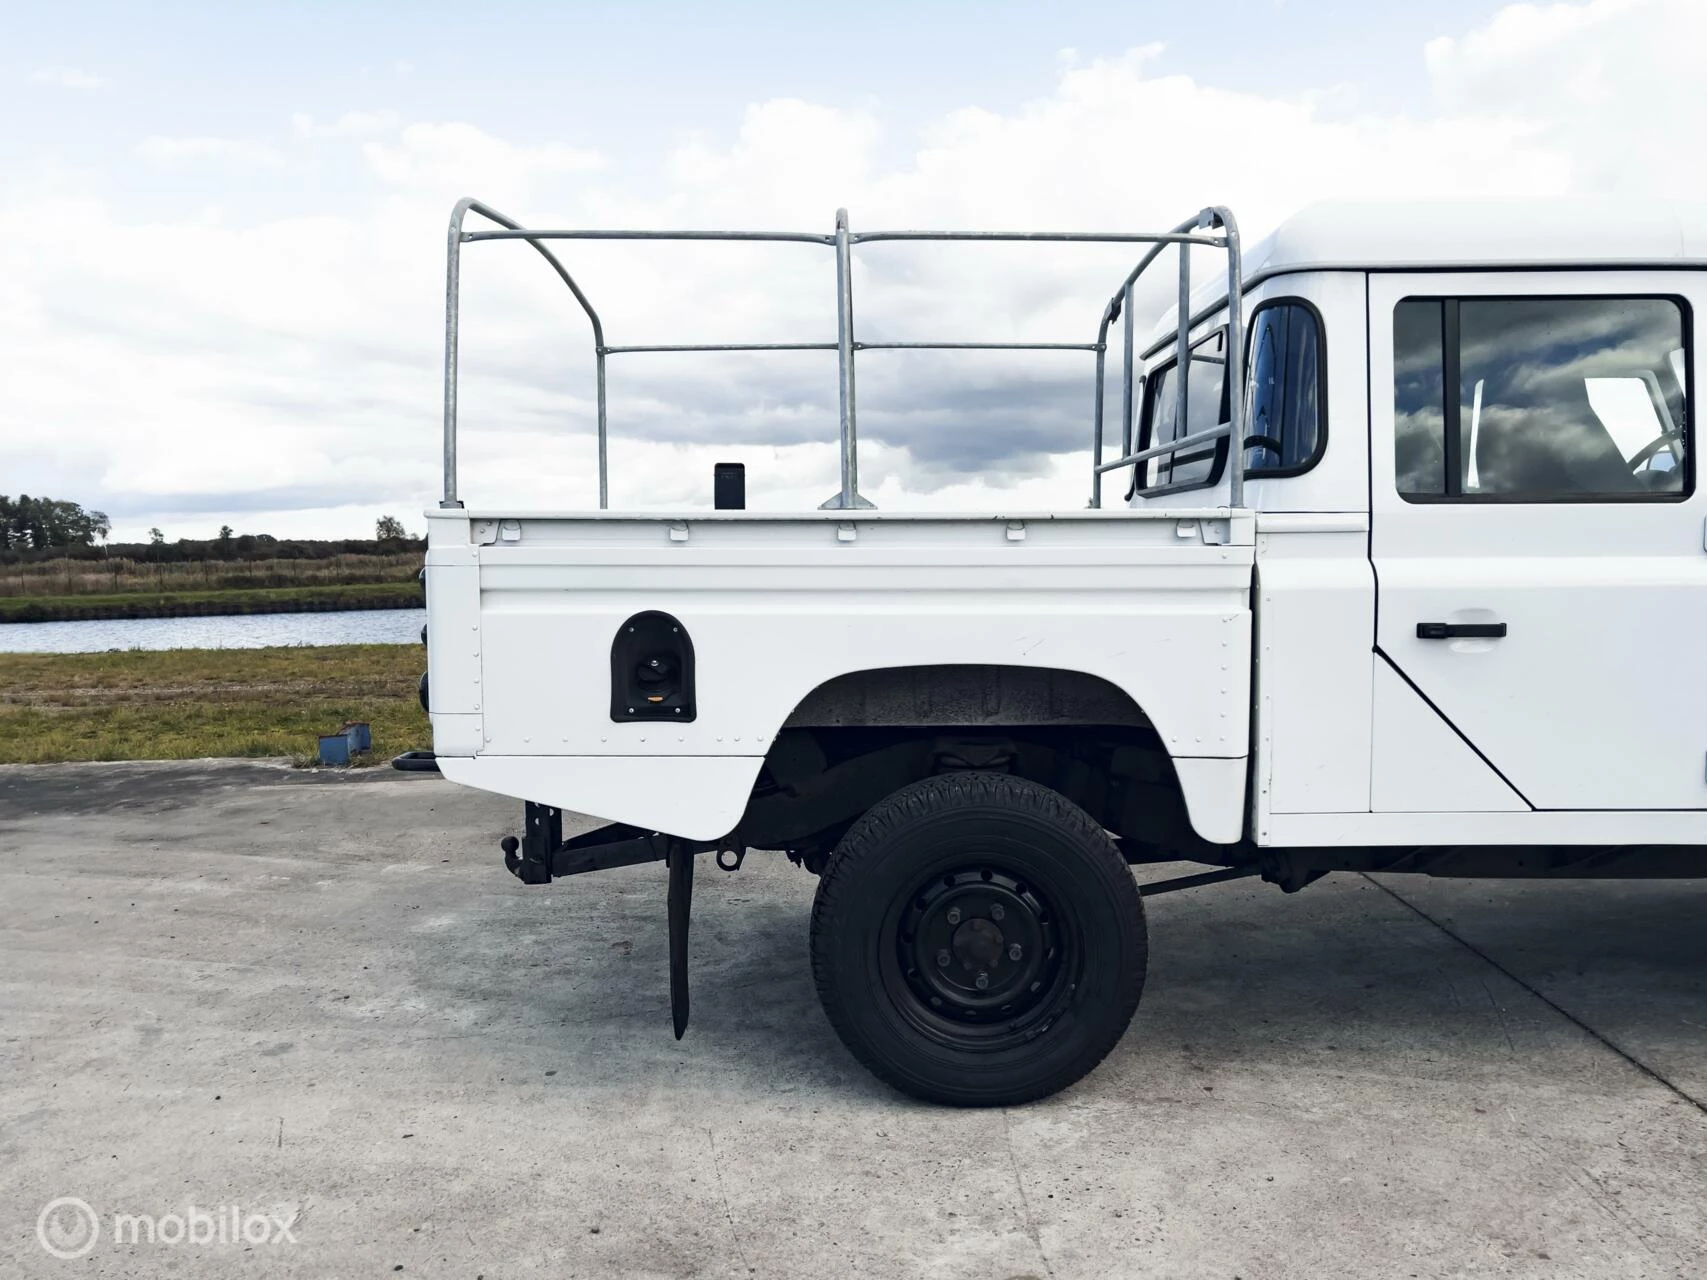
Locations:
291;109;401;139
362;122;603;196
1426;0;1644;107
665;99;880;219
1425;0;1706;197
6;0;1707;538
137;136;287;169
29;67;107;90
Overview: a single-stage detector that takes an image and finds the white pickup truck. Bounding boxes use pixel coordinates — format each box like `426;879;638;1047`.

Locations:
414;197;1704;1106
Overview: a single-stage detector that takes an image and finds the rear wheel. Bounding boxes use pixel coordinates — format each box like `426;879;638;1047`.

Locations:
809;772;1147;1106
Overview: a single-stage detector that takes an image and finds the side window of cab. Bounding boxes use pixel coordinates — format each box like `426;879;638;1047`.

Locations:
1131;299;1326;499
1132;329;1229;495
1242;299;1326;477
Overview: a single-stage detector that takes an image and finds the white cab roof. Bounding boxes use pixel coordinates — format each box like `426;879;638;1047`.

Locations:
1245;198;1707;277
1148;199;1707;349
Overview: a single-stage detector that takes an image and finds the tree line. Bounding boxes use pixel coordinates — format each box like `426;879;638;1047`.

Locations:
1;495;111;551
0;496;422;564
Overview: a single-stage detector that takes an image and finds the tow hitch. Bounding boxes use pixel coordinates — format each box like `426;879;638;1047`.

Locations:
498;802;720;1038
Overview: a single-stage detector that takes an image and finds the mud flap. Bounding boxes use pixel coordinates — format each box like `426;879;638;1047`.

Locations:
667;842;695;1039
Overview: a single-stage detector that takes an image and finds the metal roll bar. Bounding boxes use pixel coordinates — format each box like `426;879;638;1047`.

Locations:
442;200;1245;512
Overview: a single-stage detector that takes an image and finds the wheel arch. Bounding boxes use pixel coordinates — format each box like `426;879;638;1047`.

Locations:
744;663;1246;855
781;663;1151;732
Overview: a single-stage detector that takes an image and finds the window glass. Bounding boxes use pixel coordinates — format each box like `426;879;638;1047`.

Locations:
1243;302;1323;474
1139;331;1227;490
1394;296;1689;501
1393;299;1446;496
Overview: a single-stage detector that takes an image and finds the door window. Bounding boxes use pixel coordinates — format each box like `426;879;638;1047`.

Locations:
1393;296;1691;501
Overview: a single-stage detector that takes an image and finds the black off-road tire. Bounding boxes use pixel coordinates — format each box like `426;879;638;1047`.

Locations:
809;772;1147;1106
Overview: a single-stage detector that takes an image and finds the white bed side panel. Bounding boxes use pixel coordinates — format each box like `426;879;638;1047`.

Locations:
425;513;1254;841
457;516;1254;762
1173;757;1249;844
436;754;764;841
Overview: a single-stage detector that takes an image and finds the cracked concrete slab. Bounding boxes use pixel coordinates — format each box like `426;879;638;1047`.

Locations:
1;761;1704;1278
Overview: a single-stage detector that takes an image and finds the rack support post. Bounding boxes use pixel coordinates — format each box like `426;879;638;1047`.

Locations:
820;208;874;510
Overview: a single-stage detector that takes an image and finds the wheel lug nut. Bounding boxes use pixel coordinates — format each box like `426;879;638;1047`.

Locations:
936;949;951;967
1008;943;1022;960
975;972;990;990
990;904;1005;921
945;907;962;925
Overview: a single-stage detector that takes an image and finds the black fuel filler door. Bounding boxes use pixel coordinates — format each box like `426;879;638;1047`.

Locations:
611;611;696;722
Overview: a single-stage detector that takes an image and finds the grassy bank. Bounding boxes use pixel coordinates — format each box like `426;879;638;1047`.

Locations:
0;581;424;623
0;549;422;598
0;645;429;765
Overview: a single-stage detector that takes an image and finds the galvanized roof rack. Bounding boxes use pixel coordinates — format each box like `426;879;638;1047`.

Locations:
442;199;1245;512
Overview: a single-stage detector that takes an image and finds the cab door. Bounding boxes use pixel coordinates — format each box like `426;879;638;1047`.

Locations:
1367;271;1705;810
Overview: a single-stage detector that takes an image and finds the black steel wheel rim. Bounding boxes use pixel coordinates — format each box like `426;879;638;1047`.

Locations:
881;862;1077;1050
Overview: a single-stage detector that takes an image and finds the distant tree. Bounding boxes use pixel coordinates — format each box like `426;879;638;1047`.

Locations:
375;515;408;541
149;528;165;545
218;525;234;541
17;494;41;549
0;494;110;550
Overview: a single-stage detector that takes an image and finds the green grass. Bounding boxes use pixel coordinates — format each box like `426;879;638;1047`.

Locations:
0;645;430;765
0;581;423;622
0;549;422;598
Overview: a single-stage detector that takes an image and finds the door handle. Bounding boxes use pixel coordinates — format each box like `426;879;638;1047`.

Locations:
1416;621;1507;640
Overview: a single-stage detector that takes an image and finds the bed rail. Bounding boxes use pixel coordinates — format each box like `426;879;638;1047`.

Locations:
442;199;1245;512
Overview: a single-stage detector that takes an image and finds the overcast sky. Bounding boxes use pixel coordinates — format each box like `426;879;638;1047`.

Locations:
5;0;1702;539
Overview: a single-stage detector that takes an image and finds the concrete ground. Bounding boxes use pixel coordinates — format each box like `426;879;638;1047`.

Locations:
2;761;1705;1280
